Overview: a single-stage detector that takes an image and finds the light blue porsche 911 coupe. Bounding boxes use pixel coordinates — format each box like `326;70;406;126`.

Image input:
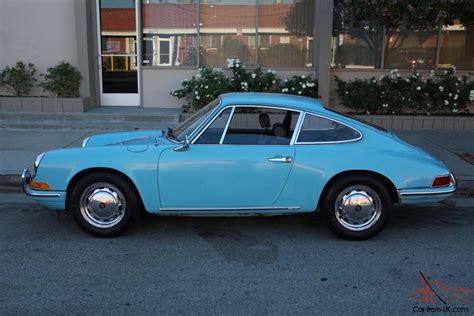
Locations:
22;93;456;239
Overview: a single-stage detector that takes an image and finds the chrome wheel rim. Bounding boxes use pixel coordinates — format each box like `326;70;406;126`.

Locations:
79;182;126;229
334;185;382;231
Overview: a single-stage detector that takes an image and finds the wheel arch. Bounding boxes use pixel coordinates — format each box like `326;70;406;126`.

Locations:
320;170;399;207
66;167;145;211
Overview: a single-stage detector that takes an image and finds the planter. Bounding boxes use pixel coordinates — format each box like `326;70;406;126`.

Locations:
180;112;474;130
0;96;93;112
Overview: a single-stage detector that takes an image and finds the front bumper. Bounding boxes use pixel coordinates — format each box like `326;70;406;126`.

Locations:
22;169;66;209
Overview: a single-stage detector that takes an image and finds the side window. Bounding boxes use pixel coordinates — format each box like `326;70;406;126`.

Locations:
194;108;232;144
297;114;361;143
223;107;299;145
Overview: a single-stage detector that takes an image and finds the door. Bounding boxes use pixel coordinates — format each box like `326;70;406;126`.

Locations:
96;0;140;106
158;106;301;210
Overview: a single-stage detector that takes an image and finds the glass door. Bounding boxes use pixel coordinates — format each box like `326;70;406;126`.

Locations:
97;0;140;106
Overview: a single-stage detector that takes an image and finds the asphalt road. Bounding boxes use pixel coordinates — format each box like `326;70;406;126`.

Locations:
0;193;472;315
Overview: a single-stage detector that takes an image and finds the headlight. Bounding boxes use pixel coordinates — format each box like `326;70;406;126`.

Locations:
82;137;90;147
34;152;46;169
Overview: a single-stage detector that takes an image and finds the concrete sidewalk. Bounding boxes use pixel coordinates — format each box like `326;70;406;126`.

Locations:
1;127;473;196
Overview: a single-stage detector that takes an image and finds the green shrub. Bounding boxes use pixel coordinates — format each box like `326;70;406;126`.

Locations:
280;75;318;98
335;68;473;114
40;61;81;97
227;58;279;92
424;68;473;114
335;76;380;114
171;67;231;111
1;62;37;96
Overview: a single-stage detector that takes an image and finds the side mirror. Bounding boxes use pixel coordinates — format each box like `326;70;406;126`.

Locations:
174;135;190;152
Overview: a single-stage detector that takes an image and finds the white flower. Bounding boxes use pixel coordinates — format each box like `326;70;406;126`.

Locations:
416;86;421;91
439;86;444;92
373;79;377;83
291;87;295;91
405;78;410;83
194;91;199;95
427;112;431;115
430;70;435;77
298;91;302;95
267;69;273;73
302;84;307;88
390;69;398;75
345;91;349;94
454;94;459;100
427;103;431;107
301;75;306;79
284;79;288;82
272;80;276;84
402;97;405;100
444;100;449;105
251;73;256;79
281;88;288;93
196;95;200;100
453;108;458;113
454;102;458;106
379;75;384;81
382;103;389;108
451;65;457;72
444;70;448;74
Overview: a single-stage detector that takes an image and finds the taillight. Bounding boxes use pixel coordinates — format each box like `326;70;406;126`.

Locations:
431;175;451;187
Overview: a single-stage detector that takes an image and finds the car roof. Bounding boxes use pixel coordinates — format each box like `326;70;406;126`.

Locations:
219;92;324;112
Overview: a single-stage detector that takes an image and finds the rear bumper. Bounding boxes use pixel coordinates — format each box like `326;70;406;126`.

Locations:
397;184;456;205
22;169;66;210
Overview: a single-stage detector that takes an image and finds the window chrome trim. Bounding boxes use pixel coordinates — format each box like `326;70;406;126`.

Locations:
219;106;235;144
294;112;363;145
185;97;222;142
192;104;303;145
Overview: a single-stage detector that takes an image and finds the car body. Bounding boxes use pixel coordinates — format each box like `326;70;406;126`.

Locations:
22;93;456;239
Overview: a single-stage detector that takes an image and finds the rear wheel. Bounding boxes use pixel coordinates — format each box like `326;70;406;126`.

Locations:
69;173;139;237
321;175;392;240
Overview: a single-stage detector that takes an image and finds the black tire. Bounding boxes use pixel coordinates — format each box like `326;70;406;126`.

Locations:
321;175;393;240
68;172;139;237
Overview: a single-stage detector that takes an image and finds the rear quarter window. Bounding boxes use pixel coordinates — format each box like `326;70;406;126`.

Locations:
297;114;362;143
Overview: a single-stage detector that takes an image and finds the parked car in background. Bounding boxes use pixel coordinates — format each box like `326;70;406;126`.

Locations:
22;93;456;239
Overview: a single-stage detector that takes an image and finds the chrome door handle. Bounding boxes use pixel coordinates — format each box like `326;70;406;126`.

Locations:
268;156;293;163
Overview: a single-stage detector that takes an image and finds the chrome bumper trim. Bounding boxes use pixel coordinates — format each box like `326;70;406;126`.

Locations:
398;186;456;197
22;169;61;198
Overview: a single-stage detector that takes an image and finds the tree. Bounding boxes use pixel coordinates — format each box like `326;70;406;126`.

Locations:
286;0;474;68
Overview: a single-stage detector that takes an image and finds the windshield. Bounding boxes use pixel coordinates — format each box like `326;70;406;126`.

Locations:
169;98;220;142
324;107;388;132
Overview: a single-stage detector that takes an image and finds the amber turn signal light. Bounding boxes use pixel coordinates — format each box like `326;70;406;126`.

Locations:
30;180;50;190
431;175;451;187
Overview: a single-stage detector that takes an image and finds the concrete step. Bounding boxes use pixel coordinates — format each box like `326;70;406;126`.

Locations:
0;109;181;123
0;120;178;130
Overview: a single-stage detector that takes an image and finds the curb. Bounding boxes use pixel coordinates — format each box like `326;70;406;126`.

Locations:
2;174;473;196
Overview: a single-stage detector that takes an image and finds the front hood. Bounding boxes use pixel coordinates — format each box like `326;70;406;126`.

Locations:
83;130;170;147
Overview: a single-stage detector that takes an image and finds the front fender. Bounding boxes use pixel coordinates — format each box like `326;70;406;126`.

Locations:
34;146;164;212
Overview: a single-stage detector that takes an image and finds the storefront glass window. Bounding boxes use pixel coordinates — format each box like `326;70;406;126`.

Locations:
383;31;437;70
142;0;198;67
438;22;474;70
199;0;257;68
258;0;314;68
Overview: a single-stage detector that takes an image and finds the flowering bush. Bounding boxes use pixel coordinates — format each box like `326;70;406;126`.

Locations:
335;68;473;114
172;58;320;111
171;68;230;111
280;75;318;98
424;68;474;114
227;58;279;92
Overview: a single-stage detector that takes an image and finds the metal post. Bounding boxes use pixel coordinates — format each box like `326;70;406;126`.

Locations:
255;0;259;68
434;24;441;71
314;0;334;106
136;0;143;107
380;27;386;69
197;0;200;67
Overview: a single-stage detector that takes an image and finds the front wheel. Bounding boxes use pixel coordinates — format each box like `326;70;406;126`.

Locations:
321;175;392;240
69;173;139;237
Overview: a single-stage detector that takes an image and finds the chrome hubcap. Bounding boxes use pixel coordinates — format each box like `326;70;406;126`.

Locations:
80;183;126;228
335;185;382;231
